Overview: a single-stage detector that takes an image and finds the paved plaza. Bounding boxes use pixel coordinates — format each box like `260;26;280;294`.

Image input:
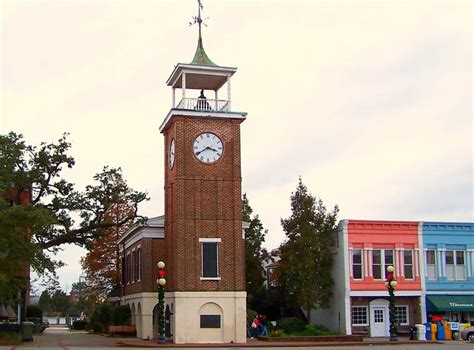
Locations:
0;325;472;350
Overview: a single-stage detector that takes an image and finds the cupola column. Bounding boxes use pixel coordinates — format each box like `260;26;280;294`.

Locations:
172;88;176;108
182;73;186;99
227;75;231;110
214;90;218;109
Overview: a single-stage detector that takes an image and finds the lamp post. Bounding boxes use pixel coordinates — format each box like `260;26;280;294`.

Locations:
385;265;398;341
156;261;167;344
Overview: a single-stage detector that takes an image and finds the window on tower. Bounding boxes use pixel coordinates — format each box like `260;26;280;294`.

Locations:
200;238;221;279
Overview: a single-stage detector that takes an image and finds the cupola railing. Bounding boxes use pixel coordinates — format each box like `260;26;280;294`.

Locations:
176;97;230;112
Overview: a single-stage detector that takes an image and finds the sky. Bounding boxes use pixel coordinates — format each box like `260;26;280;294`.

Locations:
1;0;472;293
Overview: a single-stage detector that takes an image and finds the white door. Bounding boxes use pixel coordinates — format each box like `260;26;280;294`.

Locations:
370;307;388;337
369;299;390;337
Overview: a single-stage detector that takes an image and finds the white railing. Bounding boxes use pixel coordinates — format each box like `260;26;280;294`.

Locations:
176;98;230;112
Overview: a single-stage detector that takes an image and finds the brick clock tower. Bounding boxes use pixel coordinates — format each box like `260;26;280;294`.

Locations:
158;6;247;344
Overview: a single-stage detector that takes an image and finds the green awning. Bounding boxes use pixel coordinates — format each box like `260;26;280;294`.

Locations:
427;295;474;312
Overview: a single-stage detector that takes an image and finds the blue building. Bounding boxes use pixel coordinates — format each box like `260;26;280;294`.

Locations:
421;222;474;325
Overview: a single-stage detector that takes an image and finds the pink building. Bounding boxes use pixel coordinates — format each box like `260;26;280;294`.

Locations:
312;220;426;337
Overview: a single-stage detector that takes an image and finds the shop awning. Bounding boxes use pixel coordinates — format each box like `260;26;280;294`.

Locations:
427;295;474;312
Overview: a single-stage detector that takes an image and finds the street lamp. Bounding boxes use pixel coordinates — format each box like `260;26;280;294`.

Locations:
156;261;167;344
386;265;398;341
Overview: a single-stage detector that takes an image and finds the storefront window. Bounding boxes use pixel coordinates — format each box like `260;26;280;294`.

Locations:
351;306;368;325
395;306;409;325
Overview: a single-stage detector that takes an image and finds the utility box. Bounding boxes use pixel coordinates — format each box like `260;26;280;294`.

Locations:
416;324;426;341
449;322;460;340
21;321;34;341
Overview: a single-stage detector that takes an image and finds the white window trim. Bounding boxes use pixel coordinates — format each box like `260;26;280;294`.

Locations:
372;249;395;280
126;252;131;285
136;246;141;282
351;248;364;280
200;277;221;281
446;250;467;281
351;306;368;326
200;239;220;279
131;248;136;283
199;237;222;243
425;249;438;280
403;250;414;280
395;305;409;326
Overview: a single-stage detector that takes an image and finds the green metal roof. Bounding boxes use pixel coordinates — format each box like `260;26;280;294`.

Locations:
426;295;474;312
190;36;217;67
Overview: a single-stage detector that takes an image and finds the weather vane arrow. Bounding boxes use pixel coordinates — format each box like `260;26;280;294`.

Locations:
189;0;209;39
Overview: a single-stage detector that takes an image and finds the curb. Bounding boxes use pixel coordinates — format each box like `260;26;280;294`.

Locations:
116;340;443;348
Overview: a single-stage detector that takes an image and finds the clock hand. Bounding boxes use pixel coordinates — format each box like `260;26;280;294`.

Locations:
196;146;210;156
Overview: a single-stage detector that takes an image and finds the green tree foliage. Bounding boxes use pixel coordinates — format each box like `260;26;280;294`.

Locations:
51;290;70;316
69;281;95;317
0;132;148;299
26;305;43;319
89;303;113;333
277;177;339;324
111;305;131;326
242;193;268;299
0;197;53;302
38;290;52;314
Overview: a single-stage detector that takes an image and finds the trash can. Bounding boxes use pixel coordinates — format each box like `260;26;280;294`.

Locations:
21;321;34;341
416;324;426;341
424;322;432;340
450;322;460;340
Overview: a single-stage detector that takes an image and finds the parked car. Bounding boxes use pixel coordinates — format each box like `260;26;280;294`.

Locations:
42;319;49;328
461;326;474;341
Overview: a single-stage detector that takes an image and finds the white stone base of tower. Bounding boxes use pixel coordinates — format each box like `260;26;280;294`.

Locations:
168;291;247;344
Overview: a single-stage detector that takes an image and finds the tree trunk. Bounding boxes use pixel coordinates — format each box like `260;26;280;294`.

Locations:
306;307;311;324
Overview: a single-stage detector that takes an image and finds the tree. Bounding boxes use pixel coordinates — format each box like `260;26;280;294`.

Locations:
81;201;135;301
0;197;53;302
0;132;148;299
38;290;52;315
277;177;339;324
51;290;70;316
242;193;269;300
69;280;94;317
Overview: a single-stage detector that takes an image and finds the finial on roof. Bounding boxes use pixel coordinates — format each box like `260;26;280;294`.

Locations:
188;0;217;66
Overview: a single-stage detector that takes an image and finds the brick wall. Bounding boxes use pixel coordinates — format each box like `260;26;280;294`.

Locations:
123;238;167;295
162;115;245;292
350;296;422;334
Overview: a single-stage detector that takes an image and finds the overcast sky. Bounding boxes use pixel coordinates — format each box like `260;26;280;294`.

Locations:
1;0;472;292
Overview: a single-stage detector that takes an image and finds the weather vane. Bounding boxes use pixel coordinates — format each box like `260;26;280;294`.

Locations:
189;0;209;39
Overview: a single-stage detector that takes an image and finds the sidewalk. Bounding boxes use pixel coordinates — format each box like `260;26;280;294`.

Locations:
116;336;442;348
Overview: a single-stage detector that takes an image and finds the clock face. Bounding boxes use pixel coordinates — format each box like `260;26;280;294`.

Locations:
169;138;175;169
193;132;223;164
